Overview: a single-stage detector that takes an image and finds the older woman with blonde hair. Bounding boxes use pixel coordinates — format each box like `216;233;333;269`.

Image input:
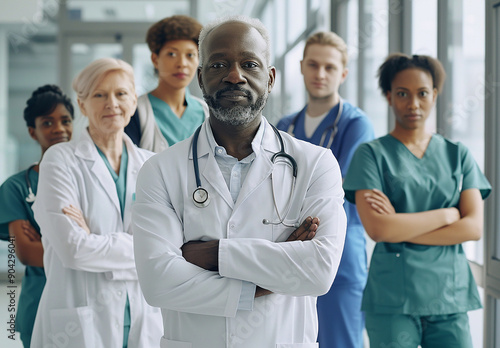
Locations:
31;57;162;348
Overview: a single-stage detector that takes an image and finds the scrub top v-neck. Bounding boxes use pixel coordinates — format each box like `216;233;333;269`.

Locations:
148;90;206;147
343;133;491;315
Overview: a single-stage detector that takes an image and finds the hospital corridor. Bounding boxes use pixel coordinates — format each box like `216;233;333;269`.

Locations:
1;1;500;347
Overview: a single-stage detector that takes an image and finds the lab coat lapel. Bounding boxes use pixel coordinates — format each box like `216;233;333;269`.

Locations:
74;130;122;218
234;153;272;211
201;155;234;208
123;136;141;233
234;121;277;210
195;123;234;208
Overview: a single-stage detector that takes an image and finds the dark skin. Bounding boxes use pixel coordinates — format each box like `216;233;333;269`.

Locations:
197;22;275;161
182;21;320;298
182;217;320;297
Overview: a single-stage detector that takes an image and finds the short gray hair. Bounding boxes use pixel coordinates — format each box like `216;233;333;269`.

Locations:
198;15;271;67
72;58;135;101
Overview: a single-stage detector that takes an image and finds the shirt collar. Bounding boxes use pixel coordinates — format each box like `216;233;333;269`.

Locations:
205;116;266;160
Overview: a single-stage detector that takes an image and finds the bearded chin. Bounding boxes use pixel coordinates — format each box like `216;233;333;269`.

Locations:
204;90;269;127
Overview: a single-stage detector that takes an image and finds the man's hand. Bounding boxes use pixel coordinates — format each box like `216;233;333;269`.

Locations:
286;216;319;241
256;216;320;298
181;216;319;298
181;240;219;271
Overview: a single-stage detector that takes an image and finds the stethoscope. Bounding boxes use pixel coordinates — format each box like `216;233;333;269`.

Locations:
191;124;299;228
25;164;37;203
287;99;343;149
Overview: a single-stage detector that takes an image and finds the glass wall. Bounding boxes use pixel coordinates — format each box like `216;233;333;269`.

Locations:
412;0;438;133
360;0;389;137
1;0;499;346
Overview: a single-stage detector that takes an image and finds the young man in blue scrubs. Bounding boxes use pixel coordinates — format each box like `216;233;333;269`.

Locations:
277;31;374;348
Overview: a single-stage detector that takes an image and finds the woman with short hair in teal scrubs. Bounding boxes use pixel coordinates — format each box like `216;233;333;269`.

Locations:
0;85;86;347
125;15;208;152
343;53;491;348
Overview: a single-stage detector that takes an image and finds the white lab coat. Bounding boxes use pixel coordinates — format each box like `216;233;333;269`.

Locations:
132;118;347;348
31;129;162;348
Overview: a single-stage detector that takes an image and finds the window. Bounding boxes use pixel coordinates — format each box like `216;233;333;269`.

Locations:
412;0;438;56
286;0;306;45
412;0;438;134
341;0;359;106
439;0;486;266
283;42;306;115
360;0;389;137
65;0;189;22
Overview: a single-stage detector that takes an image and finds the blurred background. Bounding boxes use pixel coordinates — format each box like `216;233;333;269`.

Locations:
0;1;499;347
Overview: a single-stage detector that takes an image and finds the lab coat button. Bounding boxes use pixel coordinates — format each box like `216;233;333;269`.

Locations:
118;291;122;296
396;253;400;257
230;224;235;229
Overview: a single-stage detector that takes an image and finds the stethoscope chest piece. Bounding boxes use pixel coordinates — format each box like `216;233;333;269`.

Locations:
193;187;210;208
26;190;36;203
25;164;37;203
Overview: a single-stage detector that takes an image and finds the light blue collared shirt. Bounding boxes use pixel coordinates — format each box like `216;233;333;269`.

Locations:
205;120;267;310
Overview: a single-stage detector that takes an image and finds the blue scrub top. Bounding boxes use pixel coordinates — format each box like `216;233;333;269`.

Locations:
277;100;375;285
149;90;206;147
0;168;46;336
344;134;492;315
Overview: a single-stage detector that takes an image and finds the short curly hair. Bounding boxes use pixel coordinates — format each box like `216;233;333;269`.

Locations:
146;15;203;55
378;53;446;95
24;85;74;128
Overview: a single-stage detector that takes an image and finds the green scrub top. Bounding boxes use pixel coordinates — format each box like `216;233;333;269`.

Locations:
0;167;46;336
96;144;131;343
343;134;491;315
96;144;128;219
148;90;205;147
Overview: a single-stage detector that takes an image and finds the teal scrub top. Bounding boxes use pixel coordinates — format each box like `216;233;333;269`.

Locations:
343;134;491;315
96;144;131;333
96;144;128;219
0;167;46;336
148;90;205;146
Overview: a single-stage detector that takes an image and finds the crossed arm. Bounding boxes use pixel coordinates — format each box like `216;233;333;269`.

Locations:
181;216;320;298
355;188;484;245
9;204;90;268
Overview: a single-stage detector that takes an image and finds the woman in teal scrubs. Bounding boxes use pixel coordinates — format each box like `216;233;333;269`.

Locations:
343;53;491;348
0;85;85;347
125;15;208;152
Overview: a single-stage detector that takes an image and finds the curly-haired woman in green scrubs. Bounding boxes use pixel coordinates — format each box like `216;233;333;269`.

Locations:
0;85;87;347
343;54;491;348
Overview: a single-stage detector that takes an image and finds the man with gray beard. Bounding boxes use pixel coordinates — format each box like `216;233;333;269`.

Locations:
132;15;346;348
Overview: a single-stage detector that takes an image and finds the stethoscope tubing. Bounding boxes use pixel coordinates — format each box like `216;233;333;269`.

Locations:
191;123;298;227
287;99;343;149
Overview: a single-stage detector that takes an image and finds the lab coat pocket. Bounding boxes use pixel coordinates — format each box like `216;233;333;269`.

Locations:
276;343;318;347
160;337;192;348
49;306;95;347
367;253;405;307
